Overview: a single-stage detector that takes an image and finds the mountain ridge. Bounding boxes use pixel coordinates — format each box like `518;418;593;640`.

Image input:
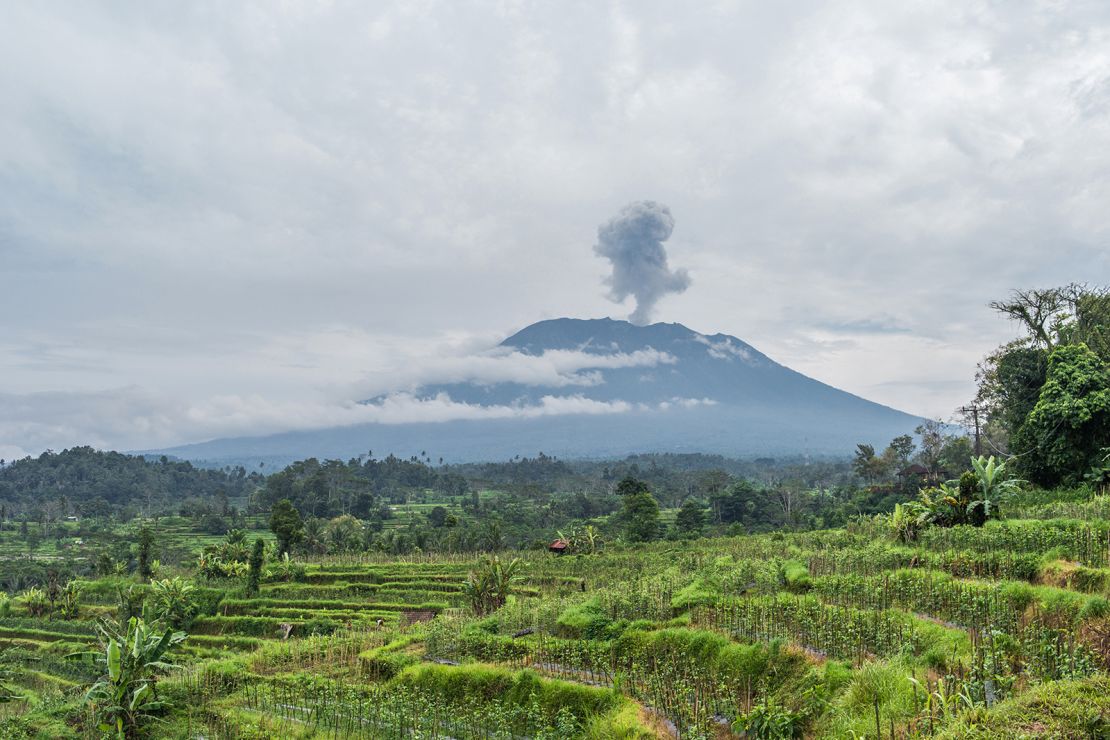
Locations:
143;317;925;468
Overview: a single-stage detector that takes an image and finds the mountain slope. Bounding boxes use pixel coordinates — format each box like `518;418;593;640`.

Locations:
148;318;925;467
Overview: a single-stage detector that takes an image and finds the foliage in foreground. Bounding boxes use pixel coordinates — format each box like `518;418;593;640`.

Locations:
80;617;186;739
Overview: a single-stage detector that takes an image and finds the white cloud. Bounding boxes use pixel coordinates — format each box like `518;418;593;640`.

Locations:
693;334;756;363
0;386;720;454
354;346;677;396
657;397;717;411
0;445;30;461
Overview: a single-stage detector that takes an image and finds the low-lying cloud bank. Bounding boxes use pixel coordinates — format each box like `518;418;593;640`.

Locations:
355;346;676;396
0;389;716;456
0;337;688;454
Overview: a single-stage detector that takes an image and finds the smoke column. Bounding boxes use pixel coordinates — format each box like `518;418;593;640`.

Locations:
594;201;691;325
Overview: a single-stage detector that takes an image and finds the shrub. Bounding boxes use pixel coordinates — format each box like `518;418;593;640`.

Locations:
781;561;813;593
394;663;620;722
671;577;719;612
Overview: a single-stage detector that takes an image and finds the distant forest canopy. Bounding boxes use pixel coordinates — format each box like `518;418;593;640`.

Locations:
0;443;959;568
0;444;910;533
0;446;260;518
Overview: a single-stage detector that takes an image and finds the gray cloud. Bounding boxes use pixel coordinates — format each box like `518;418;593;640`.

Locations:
2;1;1109;453
595;201;691;325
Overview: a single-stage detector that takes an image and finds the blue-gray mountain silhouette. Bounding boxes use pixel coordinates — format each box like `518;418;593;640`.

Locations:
148;318;924;467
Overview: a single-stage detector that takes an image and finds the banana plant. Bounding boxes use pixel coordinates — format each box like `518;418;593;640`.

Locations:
0;668;18;703
57;579;82;620
78;616;186;739
462;555;523;615
970;455;1025;505
1084;448;1110;495
579;524;604;554
148;577;197;630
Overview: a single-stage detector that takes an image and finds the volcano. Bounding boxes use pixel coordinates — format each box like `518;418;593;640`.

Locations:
148;318;924;467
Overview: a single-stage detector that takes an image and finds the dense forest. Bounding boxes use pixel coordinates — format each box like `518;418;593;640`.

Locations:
0;435;973;564
0;447;260;519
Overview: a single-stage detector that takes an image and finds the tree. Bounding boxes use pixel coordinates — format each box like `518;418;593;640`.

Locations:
852;444;890;483
427;505;449;528
577;524;604;554
83;616;186;739
989;286;1074;349
1084;448;1110;495
269;499;304;557
325;514;362;552
910;421;945;481
1012;343;1110;486
976;341;1048;449
675;499;706;538
976;285;1110;454
622;487;661;543
24;526;41;557
615;476;650;497
136;527;155;581
885;435;916;467
970;455;1024;513
58;579;82;620
1065;290;1110;360
246;538;265;598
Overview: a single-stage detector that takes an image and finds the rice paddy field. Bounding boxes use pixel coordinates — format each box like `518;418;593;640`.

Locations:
3;497;1110;738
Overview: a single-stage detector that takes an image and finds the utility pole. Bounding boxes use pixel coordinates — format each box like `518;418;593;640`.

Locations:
958;404;982;457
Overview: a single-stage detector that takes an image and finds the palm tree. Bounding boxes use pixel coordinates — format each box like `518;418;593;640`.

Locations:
301;517;327;555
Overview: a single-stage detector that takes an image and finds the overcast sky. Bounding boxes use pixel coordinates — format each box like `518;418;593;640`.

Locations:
2;1;1108;459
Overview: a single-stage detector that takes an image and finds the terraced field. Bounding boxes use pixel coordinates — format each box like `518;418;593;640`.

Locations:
3;502;1110;737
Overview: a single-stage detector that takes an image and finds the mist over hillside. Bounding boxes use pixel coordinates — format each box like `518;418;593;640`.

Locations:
147;318;924;468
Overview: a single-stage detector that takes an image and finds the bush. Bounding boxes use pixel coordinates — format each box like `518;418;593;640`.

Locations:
556;599;615;639
781;561;813;594
671;577;719;612
394;664;621;722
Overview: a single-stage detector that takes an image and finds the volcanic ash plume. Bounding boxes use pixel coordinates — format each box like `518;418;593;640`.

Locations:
594;200;691;325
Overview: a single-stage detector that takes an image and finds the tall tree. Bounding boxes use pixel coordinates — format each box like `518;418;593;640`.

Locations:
622;487;661;543
136;527;156;581
885;435;916;467
989;286;1073;349
615;476;651;497
269;499;304;557
852;444;889;483
674;498;706;538
246;538;265;597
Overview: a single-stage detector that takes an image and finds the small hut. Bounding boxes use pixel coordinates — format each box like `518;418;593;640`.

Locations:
548;539;569;555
